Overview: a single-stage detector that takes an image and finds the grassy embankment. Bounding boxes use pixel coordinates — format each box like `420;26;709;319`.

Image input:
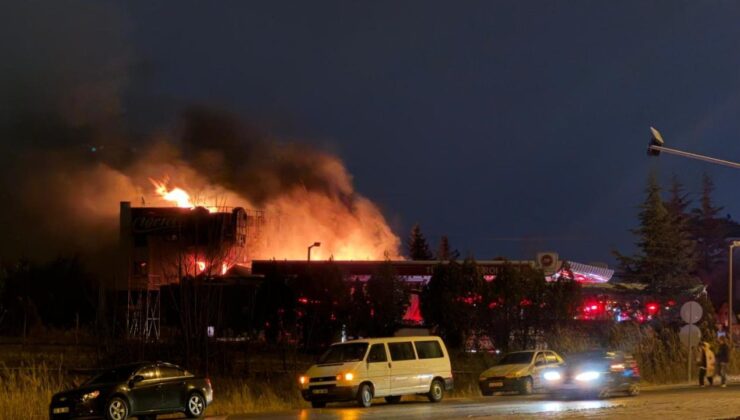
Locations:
4;325;740;418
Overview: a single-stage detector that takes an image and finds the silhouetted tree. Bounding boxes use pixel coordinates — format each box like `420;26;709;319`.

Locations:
0;257;98;334
436;235;460;261
407;224;433;260
420;259;485;348
366;261;408;336
664;175;699;284
546;271;582;325
347;279;372;338
615;174;699;292
691;173;728;285
254;272;296;344
290;262;350;350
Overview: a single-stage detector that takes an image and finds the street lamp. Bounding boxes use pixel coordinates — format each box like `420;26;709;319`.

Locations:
729;241;740;345
647;127;740;169
307;242;321;262
648;127;740;345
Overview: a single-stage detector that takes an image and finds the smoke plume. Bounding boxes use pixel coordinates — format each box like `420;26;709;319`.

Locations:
0;1;400;269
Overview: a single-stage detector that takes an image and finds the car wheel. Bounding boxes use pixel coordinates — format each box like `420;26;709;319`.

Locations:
105;397;129;420
481;389;494;397
427;379;445;403
627;384;640;397
185;392;206;418
356;383;374;408
384;396;402;404
310;401;326;408
519;377;533;395
597;388;610;399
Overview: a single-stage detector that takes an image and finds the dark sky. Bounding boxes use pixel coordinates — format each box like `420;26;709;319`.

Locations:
12;1;740;265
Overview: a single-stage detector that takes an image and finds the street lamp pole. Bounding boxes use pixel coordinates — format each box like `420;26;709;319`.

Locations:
730;241;740;346
647;127;740;345
307;242;321;262
647;127;740;169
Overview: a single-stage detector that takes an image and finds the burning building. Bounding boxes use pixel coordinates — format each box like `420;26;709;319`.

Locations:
119;201;264;338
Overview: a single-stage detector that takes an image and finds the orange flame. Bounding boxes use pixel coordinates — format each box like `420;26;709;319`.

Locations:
150;178;195;208
146;174;401;262
149;177;221;212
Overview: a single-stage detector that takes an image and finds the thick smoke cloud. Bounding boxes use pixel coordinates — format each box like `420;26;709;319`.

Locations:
0;1;400;268
0;0;129;126
0;0;133;264
178;107;354;206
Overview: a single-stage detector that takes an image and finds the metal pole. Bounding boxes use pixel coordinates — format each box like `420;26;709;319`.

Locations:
688;303;693;383
730;244;735;347
648;145;740;170
307;246;312;262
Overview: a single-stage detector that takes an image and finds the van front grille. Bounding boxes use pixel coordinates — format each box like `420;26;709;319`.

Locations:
310;376;336;383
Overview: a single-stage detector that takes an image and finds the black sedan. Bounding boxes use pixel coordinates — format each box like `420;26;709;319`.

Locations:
49;362;213;420
540;350;640;399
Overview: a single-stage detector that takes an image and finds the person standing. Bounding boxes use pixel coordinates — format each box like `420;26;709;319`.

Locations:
716;336;731;387
697;341;716;386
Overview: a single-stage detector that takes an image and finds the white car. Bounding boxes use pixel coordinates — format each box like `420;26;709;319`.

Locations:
478;350;564;395
299;336;453;408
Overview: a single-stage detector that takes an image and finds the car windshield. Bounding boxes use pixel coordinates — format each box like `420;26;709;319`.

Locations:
82;365;139;386
318;343;369;364
498;352;534;365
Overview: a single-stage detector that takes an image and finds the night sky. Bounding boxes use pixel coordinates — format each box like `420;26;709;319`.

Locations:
9;1;740;265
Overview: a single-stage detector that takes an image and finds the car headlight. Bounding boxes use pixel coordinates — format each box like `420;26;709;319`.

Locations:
336;372;354;381
82;390;100;402
543;371;561;381
299;376;307;385
575;371;600;382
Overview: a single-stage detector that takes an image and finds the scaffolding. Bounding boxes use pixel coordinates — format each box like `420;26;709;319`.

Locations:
126;274;162;340
122;202;260;341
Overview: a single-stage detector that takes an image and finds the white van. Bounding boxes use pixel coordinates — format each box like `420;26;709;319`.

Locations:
299;336;453;408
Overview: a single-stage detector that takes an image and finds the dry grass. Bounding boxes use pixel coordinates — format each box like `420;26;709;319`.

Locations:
206;375;306;415
0;363;68;420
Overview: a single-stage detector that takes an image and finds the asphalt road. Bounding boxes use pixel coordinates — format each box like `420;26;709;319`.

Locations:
210;384;740;419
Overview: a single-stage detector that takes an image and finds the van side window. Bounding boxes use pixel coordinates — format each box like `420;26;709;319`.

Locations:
388;342;416;361
414;340;444;359
367;344;388;363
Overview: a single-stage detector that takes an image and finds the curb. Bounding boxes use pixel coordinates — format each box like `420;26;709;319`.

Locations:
641;379;738;391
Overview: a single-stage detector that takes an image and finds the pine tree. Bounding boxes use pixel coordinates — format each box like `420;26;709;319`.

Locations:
436;235;460;261
692;173;728;283
665;174;691;220
407;224;433;260
664;175;699;281
615;174;698;291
